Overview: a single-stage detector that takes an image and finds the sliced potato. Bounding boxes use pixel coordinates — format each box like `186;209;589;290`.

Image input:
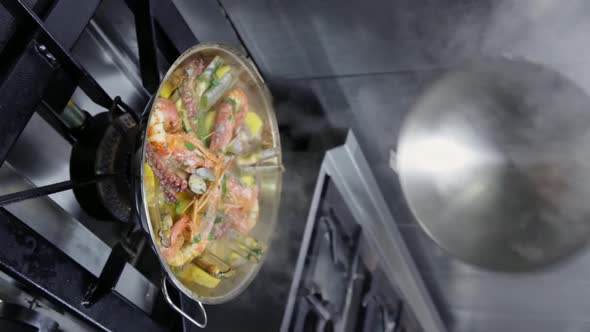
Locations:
240;175;255;186
215;65;232;79
205;111;216;133
177;264;221;288
144;163;156;202
159;80;175;99
244;112;263;138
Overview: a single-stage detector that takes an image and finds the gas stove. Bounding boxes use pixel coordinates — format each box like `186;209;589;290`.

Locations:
281;132;445;332
0;0;242;330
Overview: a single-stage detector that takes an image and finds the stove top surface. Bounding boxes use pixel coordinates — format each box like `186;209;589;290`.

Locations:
281;132;445;332
283;176;421;332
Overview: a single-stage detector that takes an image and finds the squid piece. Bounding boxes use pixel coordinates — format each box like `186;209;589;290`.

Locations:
145;144;188;199
180;58;206;120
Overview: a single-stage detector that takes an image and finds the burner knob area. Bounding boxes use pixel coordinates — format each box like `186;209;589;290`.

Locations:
70;112;140;223
0;302;59;332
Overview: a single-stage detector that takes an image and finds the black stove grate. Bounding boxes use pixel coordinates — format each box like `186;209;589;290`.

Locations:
0;0;203;330
0;208;166;331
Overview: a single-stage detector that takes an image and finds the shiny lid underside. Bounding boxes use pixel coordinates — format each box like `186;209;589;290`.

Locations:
398;60;590;271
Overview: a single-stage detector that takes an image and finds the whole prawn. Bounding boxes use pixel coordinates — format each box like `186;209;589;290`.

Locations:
210;88;249;152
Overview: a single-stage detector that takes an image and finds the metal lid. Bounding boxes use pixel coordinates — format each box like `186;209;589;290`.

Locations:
397;59;590;271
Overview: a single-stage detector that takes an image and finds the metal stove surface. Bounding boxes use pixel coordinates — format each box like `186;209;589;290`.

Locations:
0;0;249;330
0;6;162;307
295;205;361;331
285;178;410;332
282;132;445;332
2;110;158;309
0;0;162;327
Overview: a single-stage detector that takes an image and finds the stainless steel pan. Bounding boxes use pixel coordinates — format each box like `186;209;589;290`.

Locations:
133;43;282;327
394;59;590;271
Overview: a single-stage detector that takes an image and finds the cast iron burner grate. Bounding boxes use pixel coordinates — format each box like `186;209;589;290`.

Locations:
0;0;205;330
0;96;143;224
70;99;141;223
0;98;146;309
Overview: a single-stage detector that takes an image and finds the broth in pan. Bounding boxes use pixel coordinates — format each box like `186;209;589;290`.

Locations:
143;48;278;293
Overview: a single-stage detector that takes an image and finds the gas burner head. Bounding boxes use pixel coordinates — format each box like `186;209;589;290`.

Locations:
70;112;139;222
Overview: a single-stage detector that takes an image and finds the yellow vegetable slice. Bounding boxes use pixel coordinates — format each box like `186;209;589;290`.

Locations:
244;112;263;138
215;65;231;79
144;163;156;202
205;111;216;134
177;264;221;288
227;252;242;264
159;80;175;99
240;175;255;186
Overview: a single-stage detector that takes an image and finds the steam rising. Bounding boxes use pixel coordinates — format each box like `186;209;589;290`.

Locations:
482;0;590;92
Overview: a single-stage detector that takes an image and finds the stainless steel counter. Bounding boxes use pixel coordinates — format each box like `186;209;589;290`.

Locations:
294;131;446;332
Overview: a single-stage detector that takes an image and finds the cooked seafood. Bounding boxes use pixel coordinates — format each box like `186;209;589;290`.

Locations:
180;58;205;121
224;175;259;234
144;52;272;289
210;88;248;152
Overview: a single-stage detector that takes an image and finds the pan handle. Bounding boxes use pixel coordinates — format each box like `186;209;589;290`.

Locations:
161;276;207;328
